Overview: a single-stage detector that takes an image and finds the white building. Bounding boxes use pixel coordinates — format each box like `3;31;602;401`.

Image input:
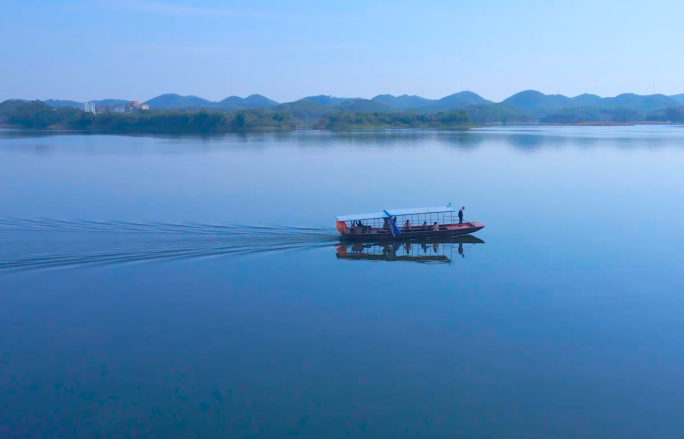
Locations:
84;101;149;115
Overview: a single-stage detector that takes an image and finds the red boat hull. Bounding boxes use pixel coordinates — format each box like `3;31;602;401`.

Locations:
340;222;485;241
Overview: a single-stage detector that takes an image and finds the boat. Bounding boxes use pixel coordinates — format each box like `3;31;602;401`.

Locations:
336;236;485;264
335;204;484;241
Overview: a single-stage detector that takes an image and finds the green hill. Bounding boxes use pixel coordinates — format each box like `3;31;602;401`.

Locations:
435;91;491;107
0;100;83;129
570;94;603;107
144;94;216;109
502;90;573;110
601;93;679;113
273;99;338;121
303;95;354;106
671;94;684;104
145;93;278;110
405;103;532;124
45;99;83;109
371;94;432;110
218;94;278;110
372;91;490;110
333;99;395;113
501;90;679;115
462;104;533;124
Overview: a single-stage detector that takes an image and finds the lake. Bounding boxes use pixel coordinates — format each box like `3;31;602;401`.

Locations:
1;126;684;439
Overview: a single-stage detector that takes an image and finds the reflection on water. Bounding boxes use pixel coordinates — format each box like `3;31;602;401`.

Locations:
2;125;683;156
336;236;484;263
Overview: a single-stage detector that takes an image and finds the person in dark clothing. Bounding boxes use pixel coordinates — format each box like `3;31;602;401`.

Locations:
403;219;411;232
458;207;465;225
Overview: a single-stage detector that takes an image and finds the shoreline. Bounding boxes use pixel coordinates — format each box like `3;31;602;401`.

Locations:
1;121;678;135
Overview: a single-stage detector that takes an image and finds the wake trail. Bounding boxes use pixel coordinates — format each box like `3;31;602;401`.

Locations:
0;218;339;273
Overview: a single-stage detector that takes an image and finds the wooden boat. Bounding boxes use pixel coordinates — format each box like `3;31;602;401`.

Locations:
336;204;484;241
336;236;485;264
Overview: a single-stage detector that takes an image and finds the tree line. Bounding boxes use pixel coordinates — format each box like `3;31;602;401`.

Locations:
315;111;471;129
0;101;293;133
3;100;682;133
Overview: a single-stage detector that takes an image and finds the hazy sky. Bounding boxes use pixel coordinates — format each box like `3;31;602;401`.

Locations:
2;0;683;103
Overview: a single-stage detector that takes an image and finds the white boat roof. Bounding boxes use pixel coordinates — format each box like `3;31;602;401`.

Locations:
336;211;388;222
336;204;455;222
386;205;456;216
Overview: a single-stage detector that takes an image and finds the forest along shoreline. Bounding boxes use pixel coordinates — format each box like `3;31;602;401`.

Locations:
1;99;682;135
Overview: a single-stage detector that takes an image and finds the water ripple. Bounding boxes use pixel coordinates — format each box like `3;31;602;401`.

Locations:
0;218;338;273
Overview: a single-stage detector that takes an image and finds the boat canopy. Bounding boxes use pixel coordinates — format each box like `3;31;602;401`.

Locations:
336;211;388;222
385;205;455;217
336;204;455;222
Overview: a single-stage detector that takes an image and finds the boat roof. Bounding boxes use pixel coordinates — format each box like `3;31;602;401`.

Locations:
336;211;387;222
336;204;455;222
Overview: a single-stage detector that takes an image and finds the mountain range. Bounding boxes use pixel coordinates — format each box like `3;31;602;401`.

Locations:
502;90;681;114
143;93;279;111
21;90;684;122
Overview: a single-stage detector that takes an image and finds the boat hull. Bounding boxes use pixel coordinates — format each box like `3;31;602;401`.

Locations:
340;222;484;242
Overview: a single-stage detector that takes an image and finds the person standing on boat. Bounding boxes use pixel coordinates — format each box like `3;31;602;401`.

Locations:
458;207;465;225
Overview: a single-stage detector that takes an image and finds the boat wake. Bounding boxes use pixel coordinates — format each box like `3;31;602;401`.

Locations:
0;218;339;273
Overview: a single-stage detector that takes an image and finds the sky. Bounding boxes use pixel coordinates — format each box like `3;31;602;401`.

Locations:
1;0;683;103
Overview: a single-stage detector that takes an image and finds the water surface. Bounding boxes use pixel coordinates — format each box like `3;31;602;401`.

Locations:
1;126;684;438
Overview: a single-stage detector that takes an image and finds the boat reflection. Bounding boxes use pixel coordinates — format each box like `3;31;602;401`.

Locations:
335;235;484;264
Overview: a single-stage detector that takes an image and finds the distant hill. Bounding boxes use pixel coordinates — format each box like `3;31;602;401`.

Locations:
45;99;83;109
502;90;680;115
462;104;534;124
371;94;432;110
218;94;278;110
0;99;36;117
303;95;355;106
144;94;216;109
242;94;278;107
371;91;490;110
670;94;684;104
406;102;532;123
502;90;573;110
435;91;492;107
144;93;278;110
569;94;603;107
333;99;395;113
273;99;338;122
409;105;468;115
600;93;679;113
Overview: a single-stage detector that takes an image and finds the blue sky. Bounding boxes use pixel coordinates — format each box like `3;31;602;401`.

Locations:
2;0;683;103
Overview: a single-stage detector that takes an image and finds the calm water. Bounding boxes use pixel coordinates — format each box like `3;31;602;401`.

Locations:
1;126;684;438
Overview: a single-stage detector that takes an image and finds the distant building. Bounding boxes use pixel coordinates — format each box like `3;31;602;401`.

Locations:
84;101;149;115
125;101;149;112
